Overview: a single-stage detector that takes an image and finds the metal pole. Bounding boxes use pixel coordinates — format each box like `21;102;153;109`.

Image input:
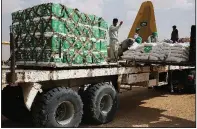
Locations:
169;65;174;93
10;26;16;84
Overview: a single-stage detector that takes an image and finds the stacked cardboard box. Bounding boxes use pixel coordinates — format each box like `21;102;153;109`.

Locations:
12;3;108;65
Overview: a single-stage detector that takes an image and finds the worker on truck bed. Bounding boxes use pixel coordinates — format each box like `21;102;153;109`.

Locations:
118;38;135;57
135;36;142;44
171;25;179;43
133;28;143;44
134;28;141;39
147;32;158;43
108;18;123;62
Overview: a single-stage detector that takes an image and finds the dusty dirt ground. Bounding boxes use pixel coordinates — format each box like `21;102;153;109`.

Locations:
2;87;196;128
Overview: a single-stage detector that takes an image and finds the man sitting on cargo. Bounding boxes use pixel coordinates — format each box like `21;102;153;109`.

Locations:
108;18;123;62
147;32;158;43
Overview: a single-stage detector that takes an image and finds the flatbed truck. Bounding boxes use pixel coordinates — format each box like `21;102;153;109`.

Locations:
2;59;195;127
2;2;196;127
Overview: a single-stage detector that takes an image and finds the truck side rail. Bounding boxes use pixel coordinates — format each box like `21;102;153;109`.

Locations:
2;65;194;85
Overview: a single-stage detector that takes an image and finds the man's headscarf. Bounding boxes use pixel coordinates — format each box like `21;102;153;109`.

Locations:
135;36;142;44
152;32;158;37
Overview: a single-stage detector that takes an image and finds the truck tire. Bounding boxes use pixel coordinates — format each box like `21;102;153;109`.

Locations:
170;70;188;93
31;87;83;127
2;86;31;122
184;70;196;93
81;82;118;124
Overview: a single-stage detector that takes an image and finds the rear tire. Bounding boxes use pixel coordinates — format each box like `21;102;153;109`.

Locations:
2;86;31;122
80;82;118;124
169;71;187;93
184;70;196;93
31;87;83;127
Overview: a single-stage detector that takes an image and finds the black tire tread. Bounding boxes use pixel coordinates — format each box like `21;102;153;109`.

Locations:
2;86;31;122
82;82;118;124
32;87;83;127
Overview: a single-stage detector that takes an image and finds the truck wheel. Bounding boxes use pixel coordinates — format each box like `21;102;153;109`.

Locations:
184;70;196;93
2;86;31;122
31;87;83;127
170;71;188;93
82;82;118;124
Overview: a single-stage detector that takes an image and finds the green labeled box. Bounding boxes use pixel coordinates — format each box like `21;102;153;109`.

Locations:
12;3;109;66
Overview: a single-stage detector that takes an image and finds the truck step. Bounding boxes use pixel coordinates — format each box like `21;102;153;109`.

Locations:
120;85;132;92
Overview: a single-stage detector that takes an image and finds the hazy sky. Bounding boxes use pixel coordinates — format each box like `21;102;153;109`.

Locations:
2;0;196;60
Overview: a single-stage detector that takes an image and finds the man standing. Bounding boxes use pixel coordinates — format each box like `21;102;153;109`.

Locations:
147;32;159;43
171;25;179;43
108;18;123;62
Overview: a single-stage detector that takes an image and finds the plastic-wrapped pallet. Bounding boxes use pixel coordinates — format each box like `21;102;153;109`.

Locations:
123;42;149;60
12;3;108;66
166;43;190;62
122;42;190;63
148;42;171;61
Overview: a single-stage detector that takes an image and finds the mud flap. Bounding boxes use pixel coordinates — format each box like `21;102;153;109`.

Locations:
20;83;42;111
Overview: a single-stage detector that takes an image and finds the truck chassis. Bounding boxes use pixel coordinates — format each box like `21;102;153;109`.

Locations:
2;61;195;127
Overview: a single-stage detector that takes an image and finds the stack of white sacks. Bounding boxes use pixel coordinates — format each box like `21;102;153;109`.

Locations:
122;42;190;63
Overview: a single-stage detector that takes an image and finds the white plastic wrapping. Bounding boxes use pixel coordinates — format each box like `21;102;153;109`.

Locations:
122;42;190;63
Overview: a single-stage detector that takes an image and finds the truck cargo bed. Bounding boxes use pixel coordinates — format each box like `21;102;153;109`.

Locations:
15;62;119;70
121;58;196;67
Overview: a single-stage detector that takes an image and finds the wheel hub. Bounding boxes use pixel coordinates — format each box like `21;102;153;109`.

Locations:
55;101;75;125
100;94;113;115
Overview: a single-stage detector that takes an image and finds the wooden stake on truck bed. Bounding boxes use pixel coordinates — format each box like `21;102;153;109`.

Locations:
10;26;16;84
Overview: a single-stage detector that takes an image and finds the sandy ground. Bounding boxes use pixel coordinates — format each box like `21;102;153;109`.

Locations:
2;87;196;128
